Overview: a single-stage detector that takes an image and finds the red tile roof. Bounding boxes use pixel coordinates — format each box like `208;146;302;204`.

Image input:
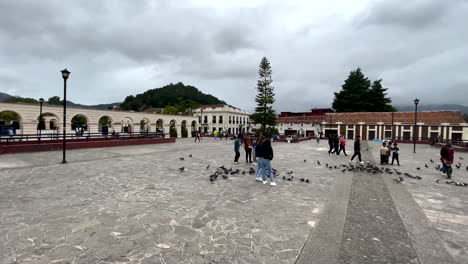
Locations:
323;111;464;124
277;116;324;124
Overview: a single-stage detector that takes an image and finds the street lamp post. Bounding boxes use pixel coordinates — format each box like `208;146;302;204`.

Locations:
413;98;419;153
39;98;44;141
61;68;70;164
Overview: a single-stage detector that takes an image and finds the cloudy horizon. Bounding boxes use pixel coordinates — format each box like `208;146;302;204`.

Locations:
1;0;467;113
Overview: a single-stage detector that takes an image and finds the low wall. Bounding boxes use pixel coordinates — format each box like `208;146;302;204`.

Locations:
0;137;175;154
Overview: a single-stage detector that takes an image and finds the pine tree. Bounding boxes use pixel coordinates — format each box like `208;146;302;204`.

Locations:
332;68;371;112
367;79;396;112
251;57;276;130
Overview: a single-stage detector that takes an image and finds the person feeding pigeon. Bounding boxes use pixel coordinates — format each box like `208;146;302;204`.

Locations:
440;143;455;179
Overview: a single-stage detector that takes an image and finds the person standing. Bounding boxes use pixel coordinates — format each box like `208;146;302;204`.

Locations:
234;136;240;164
440;143;454;179
351;135;363;163
380;142;388;165
244;136;253;163
316;132;321;144
252;138;257;165
338;135;348;156
390;143;400;166
261;138;276;186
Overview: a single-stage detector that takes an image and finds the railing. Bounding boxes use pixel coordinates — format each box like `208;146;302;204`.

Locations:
0;131;166;144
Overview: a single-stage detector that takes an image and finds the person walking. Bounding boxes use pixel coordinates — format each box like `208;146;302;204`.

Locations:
244;136;253;163
261;138;276;186
440;143;454;179
333;135;340;155
338;135;348;156
328;135;334;155
351;135;363;163
234;136;240;164
194;131;201;142
255;134;265;182
390;143;400;166
316;133;321;144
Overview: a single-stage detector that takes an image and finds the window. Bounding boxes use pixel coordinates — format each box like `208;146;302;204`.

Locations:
212;127;216;132
212;116;216;123
204;116;207;124
384;131;392;139
219;115;223;124
403;131;411;140
236;117;239;124
430;132;438;140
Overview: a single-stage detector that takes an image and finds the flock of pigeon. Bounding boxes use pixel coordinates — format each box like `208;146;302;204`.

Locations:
176;154;468;187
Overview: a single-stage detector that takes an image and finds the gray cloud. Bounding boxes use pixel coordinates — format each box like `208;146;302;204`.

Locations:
0;0;467;112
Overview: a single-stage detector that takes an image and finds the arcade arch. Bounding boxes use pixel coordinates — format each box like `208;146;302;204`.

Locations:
98;115;113;133
169;119;177;138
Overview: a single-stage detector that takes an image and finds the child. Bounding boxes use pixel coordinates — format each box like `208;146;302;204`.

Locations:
391;143;400;166
380;142;388;165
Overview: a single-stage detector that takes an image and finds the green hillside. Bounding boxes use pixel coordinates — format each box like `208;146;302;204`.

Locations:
120;82;225;111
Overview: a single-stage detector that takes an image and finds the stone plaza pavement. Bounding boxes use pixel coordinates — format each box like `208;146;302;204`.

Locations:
0;138;467;264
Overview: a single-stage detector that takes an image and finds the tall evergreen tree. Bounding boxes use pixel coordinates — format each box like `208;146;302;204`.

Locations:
251;57;276;130
332;68;371;112
366;79;396;112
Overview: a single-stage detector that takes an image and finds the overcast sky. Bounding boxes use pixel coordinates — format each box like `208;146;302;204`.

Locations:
1;0;467;112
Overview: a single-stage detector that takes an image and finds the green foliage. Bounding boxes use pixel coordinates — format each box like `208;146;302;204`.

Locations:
252;57;277;129
47;96;62;105
99;116;111;127
156;119;163;128
164;105;179;115
71;115;87;127
170;126;177;138
120;82;225;112
255;127;279;138
5;96;38;104
0;111;21;122
332;68;395;112
181;126;188;138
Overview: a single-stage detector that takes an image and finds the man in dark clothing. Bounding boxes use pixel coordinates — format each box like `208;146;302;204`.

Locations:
351;135;363;163
332;135;340;155
244;136;253;163
440;144;454;179
328;135;334;155
234;136;240;164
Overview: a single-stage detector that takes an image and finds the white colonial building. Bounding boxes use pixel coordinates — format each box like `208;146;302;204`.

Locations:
193;105;251;135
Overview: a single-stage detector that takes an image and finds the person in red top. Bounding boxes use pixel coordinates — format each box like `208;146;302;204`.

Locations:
244;136;253;163
440;143;455;179
338;135;348;156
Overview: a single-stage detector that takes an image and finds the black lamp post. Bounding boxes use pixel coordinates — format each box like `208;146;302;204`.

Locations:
61;68;70;164
39;98;44;141
413;98;419;153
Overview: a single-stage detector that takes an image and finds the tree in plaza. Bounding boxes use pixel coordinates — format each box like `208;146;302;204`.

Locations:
366;79;396;112
332;68;396;112
47;96;62;105
332;68;371;112
251;57;277;131
0;110;21;123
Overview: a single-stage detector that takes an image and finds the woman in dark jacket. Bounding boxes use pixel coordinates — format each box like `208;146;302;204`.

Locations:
261;139;276;186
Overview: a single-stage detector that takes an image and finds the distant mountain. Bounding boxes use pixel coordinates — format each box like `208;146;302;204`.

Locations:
396;104;468;114
120;82;226;111
0;92;120;110
0;92;13;101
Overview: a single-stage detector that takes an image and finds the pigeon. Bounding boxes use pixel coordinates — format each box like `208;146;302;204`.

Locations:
242;170;246;175
304;159;307;163
179;167;185;171
416;176;422;180
189;154;192;158
435;179;440;183
455;164;461;169
179;157;185;161
286;171;293;175
300;178;305;182
305;179;310;183
393;176;404;183
425;164;429;168
282;176;286;180
290;176;294;180
222;175;229;180
209;173;218;182
287;178;292;181
460;157;464;160
430;158;434;163
416;167;421;170
466;166;468;171
325;163;329;168
206;164;211;169
341;169;346;172
249;168;256;174
317;161;321;165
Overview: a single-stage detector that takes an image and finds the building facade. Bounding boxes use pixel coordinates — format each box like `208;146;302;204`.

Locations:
0;102;198;138
193;105;251;135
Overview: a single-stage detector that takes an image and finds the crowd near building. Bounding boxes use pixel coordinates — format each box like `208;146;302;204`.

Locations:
1;102;467;141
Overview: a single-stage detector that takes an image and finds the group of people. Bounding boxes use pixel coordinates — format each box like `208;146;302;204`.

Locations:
379;141;400;165
327;134;348;156
234;134;276;186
